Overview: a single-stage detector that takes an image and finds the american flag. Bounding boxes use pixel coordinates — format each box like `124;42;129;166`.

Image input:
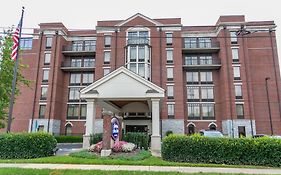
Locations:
11;23;21;61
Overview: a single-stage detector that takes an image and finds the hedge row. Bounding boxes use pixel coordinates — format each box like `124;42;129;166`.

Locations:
90;132;149;150
162;134;281;167
55;135;83;143
0;132;57;159
123;132;149;150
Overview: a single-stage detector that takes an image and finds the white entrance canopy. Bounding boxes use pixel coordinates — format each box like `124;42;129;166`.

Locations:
80;66;164;156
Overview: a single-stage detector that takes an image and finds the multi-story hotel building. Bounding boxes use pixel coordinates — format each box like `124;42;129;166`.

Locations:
9;13;281;152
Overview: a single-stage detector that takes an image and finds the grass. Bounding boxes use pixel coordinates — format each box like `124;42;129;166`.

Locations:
0;168;249;175
0;153;276;169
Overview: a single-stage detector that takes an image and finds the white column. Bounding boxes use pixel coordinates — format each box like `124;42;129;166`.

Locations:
151;98;161;157
83;99;96;148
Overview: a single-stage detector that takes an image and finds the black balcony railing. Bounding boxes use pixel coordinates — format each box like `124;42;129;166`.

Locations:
184;41;220;49
61;59;95;69
184;58;221;66
127;38;149;45
62;44;96;52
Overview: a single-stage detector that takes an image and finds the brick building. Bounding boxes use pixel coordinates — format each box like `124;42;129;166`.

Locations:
10;13;281;153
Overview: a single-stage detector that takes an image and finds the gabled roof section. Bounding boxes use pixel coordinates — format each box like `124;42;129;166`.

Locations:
80;66;164;96
115;13;162;27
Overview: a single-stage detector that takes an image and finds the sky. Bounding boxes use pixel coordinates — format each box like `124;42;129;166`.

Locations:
1;0;280;61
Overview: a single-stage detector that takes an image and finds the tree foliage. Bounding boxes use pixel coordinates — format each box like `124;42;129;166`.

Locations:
0;31;30;129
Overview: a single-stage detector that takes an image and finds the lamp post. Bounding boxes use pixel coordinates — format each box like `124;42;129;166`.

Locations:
265;77;274;135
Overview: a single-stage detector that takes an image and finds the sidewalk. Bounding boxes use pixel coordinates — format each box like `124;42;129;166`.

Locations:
0;163;281;174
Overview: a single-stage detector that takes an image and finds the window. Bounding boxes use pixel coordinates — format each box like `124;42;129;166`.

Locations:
167;85;174;99
233;67;241;80
138;46;145;62
236;104;244;119
199;55;212;65
80;104;87;119
184;38;197;48
186;72;199;84
65;124;72;136
188;104;200;119
185;56;197;65
39;105;46;119
138;63;145;77
104;51;111;64
20;38;32;50
166;50;173;63
42;69;49;82
84;58;94;67
84;40;96;51
44;53;51;65
70;73;81;85
37;125;44;131
166;33;173;45
129;46;137;62
40;87;48;100
71;59;82;67
232;48;239;62
187;87;200;101
202;104;215;119
103;68;110;76
68;88;80;101
200;72;213;84
167;104;175;118
72;41;83;51
201;87;214;102
46;37;52;49
230;31;238;44
67;104;79;119
82;73;94;85
104;35;111;47
235;85;243;99
167;67;173;81
198;38;211;48
129;63;137;73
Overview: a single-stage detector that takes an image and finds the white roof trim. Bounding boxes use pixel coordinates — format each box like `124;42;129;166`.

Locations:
80;66;164;96
116;13;162;27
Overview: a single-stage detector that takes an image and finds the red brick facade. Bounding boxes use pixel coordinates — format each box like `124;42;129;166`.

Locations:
8;14;281;137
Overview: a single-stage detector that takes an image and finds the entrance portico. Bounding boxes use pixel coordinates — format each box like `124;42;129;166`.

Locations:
80;67;164;156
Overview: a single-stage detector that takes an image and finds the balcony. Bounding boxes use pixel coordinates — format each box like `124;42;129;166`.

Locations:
61;59;95;72
62;44;96;56
183;57;221;70
127;38;150;45
182;39;220;53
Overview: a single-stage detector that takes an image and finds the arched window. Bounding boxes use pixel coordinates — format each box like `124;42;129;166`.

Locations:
209;123;217;131
187;123;195;135
65;123;72;136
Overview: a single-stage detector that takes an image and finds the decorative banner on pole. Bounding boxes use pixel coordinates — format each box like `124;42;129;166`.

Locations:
111;117;119;141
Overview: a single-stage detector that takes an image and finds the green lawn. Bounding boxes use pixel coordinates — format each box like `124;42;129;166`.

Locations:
0;168;249;175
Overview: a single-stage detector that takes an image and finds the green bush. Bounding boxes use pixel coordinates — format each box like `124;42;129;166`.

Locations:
165;130;173;137
162;134;281;167
55;135;83;143
123;132;149;150
0;132;57;159
90;133;103;145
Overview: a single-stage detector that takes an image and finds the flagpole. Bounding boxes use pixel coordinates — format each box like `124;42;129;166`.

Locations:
6;7;25;133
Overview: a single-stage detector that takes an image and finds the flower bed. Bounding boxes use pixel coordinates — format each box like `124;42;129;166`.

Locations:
89;141;136;153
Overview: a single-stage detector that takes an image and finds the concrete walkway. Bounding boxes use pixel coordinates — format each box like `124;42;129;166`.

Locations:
0;163;281;174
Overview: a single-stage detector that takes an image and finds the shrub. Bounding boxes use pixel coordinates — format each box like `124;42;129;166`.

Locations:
90;133;103;145
89;141;103;153
165;130;173;137
0;132;57;159
55;135;82;143
112;141;128;152
123;132;149;150
162;134;281;167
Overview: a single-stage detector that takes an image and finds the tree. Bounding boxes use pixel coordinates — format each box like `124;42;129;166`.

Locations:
0;30;30;129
